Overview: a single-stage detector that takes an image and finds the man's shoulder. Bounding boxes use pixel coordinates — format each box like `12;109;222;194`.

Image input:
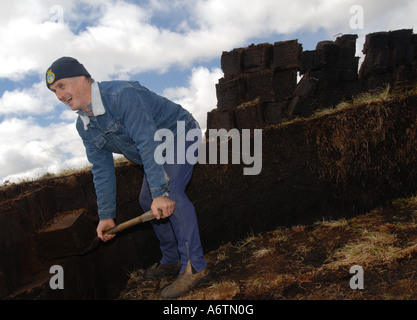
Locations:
98;80;142;95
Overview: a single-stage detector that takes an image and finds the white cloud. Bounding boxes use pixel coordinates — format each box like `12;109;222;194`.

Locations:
0;1;75;80
0;81;57;116
59;109;79;122
163;66;223;132
0;117;88;183
1;0;416;81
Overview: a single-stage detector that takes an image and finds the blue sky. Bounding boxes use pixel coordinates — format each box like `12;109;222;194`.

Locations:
0;0;416;184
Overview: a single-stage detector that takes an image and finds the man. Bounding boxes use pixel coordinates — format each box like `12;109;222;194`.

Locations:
46;57;208;299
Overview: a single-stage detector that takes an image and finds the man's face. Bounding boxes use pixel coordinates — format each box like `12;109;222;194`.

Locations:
49;77;90;112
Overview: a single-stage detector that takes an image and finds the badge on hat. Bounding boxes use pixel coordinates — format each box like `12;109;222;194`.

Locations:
46;69;55;84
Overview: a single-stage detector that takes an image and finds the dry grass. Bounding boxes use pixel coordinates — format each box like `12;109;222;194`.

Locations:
315;218;349;228
325;229;401;268
181;281;240;300
252;247;272;259
120;195;417;300
313;85;393;118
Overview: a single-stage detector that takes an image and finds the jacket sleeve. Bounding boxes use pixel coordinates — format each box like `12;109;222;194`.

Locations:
115;87;169;199
83;138;117;220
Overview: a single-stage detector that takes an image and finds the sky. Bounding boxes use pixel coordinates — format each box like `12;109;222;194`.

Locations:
0;0;416;184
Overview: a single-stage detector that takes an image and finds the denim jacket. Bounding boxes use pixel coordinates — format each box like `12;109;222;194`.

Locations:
76;80;193;220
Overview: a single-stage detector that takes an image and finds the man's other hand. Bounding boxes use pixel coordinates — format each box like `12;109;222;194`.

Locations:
151;196;175;219
97;219;116;242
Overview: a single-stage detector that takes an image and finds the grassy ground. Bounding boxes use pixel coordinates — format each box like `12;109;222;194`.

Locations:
119;195;417;300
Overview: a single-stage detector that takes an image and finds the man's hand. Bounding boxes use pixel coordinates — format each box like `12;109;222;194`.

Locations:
97;219;116;242
151;196;175;219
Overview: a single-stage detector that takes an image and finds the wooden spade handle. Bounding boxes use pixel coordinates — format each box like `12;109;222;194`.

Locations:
103;210;158;235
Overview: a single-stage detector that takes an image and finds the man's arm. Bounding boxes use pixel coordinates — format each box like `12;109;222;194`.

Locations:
115;87;175;219
82;139;119;239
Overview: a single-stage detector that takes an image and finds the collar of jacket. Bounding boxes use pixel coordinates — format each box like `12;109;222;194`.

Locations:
77;81;106;130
